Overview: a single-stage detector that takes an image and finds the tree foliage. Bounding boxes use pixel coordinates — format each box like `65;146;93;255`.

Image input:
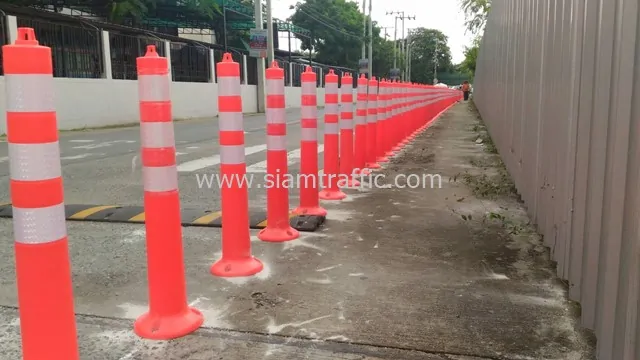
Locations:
288;0;366;67
408;28;453;84
459;0;491;35
459;36;480;76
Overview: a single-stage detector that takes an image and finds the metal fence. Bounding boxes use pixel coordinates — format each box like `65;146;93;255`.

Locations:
0;7;356;87
110;31;165;80
16;17;103;78
473;1;639;359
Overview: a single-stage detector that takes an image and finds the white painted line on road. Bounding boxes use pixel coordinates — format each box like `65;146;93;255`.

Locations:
69;139;94;143
187;146;199;149
73;140;136;149
177;144;267;172
0;156;7;163
246;144;325;173
176;152;188;156
61;153;95;160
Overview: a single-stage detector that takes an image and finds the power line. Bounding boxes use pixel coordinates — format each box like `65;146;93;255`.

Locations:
296;7;362;39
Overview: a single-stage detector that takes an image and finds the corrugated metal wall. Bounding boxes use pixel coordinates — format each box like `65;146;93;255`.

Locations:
473;0;639;359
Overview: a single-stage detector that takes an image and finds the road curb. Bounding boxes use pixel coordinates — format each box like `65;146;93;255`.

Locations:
0;204;325;232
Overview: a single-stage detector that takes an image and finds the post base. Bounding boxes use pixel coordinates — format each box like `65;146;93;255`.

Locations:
134;307;204;340
293;206;328;217
338;177;361;188
366;162;381;169
210;256;263;277
319;189;347;200
376;156;390;163
258;226;300;242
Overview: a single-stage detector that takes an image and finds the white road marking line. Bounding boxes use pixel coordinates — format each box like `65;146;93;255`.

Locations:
0;156;7;163
73;140;136;149
176;152;188;156
61;153;96;160
69;139;95;143
246;144;325;173
177;144;267;172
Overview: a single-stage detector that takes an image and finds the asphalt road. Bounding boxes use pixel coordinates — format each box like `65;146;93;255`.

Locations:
0;108;330;211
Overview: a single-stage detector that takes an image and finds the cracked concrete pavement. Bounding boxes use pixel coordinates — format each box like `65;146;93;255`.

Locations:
0;103;596;359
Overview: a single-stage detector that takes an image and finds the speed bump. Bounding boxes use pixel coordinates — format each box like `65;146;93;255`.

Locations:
0;203;324;232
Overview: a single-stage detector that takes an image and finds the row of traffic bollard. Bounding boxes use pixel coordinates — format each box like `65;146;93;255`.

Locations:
3;29;462;359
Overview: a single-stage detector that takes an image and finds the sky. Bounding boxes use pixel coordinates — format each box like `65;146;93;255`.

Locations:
270;0;471;64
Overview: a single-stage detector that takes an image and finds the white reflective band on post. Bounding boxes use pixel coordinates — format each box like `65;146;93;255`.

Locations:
138;74;170;102
302;82;316;95
340;119;353;130
220;145;245;164
13;203;67;244
218;112;244;131
324;123;339;134
267;107;286;124
325;103;339;114
355;115;366;125
267;79;285;95
218;76;242;96
301;128;318;141
143;165;178;192
326;83;338;93
267;135;286;150
341;102;353;113
301;105;317;119
9;142;62;181
5;74;55;113
141;121;175;148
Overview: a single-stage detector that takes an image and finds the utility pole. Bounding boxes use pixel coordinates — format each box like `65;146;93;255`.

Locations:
381;27;392;39
266;0;275;64
433;38;439;85
255;0;266;112
386;11;414;80
367;0;373;78
405;29;412;82
361;0;366;59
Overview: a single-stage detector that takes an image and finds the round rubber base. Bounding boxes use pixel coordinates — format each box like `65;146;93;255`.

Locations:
210;256;263;277
356;168;372;176
134;307;204;340
293;206;328;217
338;178;361;188
319;189;347;200
258;226;300;242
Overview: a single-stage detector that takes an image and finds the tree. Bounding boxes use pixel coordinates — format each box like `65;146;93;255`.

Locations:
459;36;480;76
459;0;491;35
407;28;453;84
288;0;364;68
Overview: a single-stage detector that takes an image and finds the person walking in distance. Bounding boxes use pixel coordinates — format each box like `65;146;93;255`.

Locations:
461;80;471;101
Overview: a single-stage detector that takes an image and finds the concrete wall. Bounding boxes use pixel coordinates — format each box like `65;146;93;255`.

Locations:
0;76;329;134
474;1;640;359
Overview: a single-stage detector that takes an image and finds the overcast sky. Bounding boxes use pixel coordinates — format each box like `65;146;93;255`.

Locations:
271;0;471;64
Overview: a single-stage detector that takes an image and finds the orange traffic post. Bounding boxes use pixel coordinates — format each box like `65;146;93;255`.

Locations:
211;53;264;276
375;79;390;163
319;69;346;200
384;79;397;157
354;74;370;176
258;61;299;242
391;80;403;152
134;45;203;340
400;82;411;146
365;77;380;169
338;72;359;187
294;66;326;216
3;27;79;360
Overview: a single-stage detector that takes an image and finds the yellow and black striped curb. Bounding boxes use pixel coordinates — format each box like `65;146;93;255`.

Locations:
0;204;325;232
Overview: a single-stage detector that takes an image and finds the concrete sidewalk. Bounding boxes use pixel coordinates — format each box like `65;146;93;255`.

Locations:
0;102;596;360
